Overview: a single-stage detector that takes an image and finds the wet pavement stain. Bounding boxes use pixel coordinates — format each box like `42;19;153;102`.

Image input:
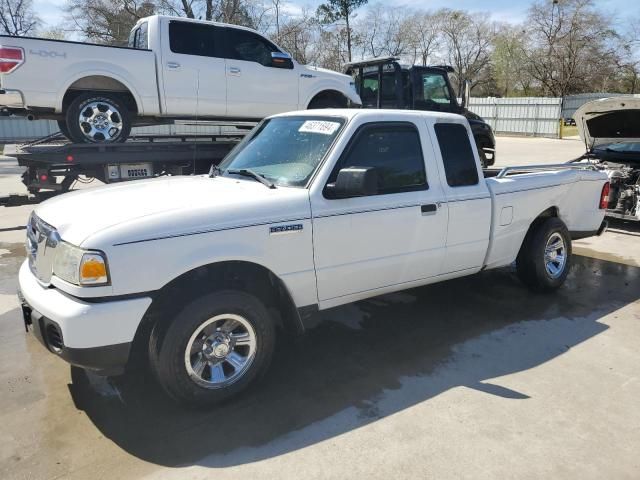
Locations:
0;238;639;475
65;255;639;467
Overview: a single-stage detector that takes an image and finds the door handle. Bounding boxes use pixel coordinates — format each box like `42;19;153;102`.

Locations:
167;62;180;69
421;204;437;215
229;66;241;74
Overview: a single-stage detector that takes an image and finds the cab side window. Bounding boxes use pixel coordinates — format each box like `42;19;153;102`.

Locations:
330;123;428;195
225;28;278;66
434;123;479;187
422;73;451;104
169;21;220;57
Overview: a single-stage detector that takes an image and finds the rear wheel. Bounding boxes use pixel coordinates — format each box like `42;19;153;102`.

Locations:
65;92;131;144
57;120;71;140
516;217;572;292
148;290;276;407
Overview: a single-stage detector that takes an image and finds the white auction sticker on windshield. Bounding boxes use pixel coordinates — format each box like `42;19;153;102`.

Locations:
299;120;341;135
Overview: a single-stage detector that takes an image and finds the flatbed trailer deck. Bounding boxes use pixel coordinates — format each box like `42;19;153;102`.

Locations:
2;132;244;205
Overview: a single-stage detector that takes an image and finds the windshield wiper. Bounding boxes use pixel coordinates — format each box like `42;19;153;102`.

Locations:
227;168;276;189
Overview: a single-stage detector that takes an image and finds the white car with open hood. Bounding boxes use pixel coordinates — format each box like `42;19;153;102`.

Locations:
572;97;640;221
18;109;608;407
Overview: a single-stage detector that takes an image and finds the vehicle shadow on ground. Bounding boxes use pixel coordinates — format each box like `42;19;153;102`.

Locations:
68;255;639;468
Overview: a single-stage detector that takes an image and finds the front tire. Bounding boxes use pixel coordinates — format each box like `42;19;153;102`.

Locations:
148;290;276;407
65;92;131;144
516;217;572;292
308;93;347;109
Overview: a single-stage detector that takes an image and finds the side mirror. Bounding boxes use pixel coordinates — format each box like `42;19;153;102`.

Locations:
460;79;470;110
325;167;378;199
271;52;294;69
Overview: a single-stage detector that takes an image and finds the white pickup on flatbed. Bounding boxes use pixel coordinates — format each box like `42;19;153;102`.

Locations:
0;15;360;143
18;109;608;407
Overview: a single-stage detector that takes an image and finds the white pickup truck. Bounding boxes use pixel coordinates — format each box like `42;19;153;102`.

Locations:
18;110;608;407
0;15;360;143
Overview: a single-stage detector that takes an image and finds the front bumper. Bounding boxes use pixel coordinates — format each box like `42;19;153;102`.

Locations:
18;261;152;375
0;88;25;113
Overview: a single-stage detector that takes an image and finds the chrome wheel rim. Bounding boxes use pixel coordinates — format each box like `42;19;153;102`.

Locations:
184;313;257;389
78;101;123;142
544;232;566;279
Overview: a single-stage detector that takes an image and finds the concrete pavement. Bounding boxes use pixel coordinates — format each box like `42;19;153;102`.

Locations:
0;137;638;480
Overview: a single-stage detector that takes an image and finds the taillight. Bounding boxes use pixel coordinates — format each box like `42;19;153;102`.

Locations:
599;182;610;209
0;46;25;74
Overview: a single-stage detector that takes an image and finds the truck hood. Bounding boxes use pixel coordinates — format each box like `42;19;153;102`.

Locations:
574;97;640;149
34;175;311;247
303;64;354;82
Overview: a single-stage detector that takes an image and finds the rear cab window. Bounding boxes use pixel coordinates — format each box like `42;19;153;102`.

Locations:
128;22;148;49
434;123;479;187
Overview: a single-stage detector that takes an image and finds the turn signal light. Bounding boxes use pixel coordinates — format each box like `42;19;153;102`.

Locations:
599;182;610;209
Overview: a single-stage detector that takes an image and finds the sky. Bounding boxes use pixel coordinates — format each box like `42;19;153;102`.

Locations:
32;0;635;33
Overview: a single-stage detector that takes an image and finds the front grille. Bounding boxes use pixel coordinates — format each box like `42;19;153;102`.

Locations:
45;323;64;351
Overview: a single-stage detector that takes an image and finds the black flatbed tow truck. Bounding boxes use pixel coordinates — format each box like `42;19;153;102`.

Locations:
1;130;244;206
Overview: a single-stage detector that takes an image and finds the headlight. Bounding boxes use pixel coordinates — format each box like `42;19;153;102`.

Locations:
52;241;110;286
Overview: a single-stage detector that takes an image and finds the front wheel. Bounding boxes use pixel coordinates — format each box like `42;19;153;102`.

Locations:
516;217;572;292
148;290;276;407
65;93;131;144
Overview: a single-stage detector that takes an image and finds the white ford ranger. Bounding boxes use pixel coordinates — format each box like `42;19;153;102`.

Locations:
0;15;360;143
18;110;608;407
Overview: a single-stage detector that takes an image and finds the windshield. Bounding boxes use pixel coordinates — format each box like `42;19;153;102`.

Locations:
218;116;346;187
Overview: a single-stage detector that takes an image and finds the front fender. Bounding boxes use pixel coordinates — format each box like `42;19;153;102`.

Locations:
302;80;361;108
105;220;318;309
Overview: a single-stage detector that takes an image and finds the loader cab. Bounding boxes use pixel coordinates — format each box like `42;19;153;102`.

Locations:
346;57;464;113
345;57;495;166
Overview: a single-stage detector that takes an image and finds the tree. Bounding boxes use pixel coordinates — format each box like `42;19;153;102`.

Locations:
407;10;443;66
273;8;318;64
524;0;618;96
0;0;39;36
316;0;367;62
356;4;413;59
65;0;155;44
439;9;495;94
492;25;535;96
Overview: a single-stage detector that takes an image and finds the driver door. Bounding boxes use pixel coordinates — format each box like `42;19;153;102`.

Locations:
311;120;448;303
222;27;299;118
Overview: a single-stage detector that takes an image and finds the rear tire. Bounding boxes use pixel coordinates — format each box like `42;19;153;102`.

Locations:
57;120;71;140
148;289;276;407
65;92;131;144
516;217;572;292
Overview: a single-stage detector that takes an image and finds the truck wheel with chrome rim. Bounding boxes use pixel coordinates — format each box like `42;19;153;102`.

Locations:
148;290;275;407
65;92;131;144
516;217;572;292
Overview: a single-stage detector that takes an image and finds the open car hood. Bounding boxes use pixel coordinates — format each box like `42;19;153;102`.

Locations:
574;97;640;150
